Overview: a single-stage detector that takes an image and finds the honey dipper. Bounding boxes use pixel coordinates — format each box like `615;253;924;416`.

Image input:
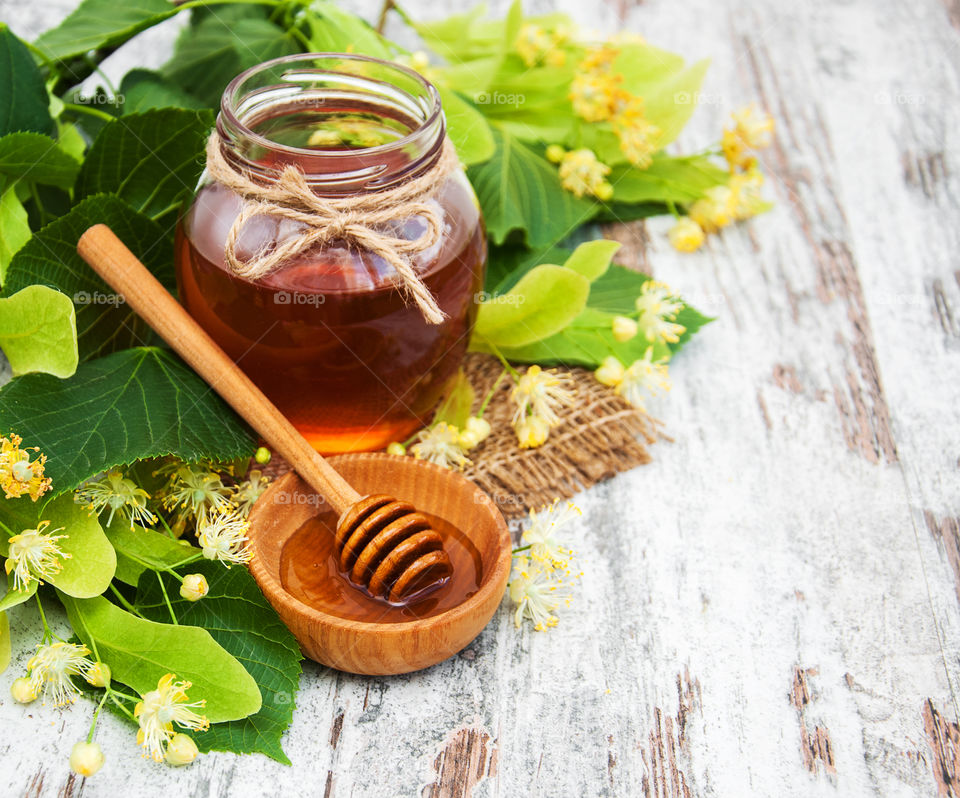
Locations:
77;224;453;603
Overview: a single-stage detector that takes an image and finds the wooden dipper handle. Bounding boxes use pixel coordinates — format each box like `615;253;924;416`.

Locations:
77;223;361;516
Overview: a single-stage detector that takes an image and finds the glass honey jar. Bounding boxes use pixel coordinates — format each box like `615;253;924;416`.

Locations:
175;54;486;454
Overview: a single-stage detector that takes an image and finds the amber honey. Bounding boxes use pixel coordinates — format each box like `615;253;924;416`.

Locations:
175;55;486;453
279;510;483;622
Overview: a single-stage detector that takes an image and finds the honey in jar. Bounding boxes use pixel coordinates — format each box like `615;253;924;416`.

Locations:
176;54;485;453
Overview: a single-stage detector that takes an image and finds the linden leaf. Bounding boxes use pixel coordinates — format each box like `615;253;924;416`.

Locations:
562;240;621;282
136;563;302;763
0;25;53;137
609;154;728;205
473;263;591;348
438;87;495;166
0;285;78;378
103;517;199;587
0;132;82;189
75;109;213;220
0;181;31;286
33;0;181;62
0;610;10;674
432;370;475;428
119;69;205;114
466;129;596;248
0;573;38;612
1;194;174;361
0;346;256;495
62;594;262;723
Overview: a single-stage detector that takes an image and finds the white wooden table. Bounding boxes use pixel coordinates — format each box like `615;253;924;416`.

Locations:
2;0;960;795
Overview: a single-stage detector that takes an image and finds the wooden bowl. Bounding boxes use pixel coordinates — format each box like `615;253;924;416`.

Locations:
246;453;511;675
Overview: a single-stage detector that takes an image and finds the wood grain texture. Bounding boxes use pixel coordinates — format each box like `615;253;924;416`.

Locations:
1;0;959;795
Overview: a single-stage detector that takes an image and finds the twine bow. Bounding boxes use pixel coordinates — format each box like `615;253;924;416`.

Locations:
204;132;462;324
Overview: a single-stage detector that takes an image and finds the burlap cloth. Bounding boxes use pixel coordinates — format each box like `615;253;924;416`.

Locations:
262;352;664;519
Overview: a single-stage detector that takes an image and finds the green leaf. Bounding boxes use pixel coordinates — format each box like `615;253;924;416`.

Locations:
610;154;727;205
137;562;302;764
562;240;620;282
2;194;174;361
118;69;205;114
0;285;78;378
62;594;262;723
56;123;88;163
0;573;38;612
467;130;595;248
0;346;256;495
103;517;199;587
432;370;475;428
437;87;495;166
0;611;10;673
75;109;213;220
0;25;53;137
38;494;116;598
163;15;300;108
0;182;31;286
33;0;181;62
305;1;394;58
0;132;82;189
485;242;573;295
473;263;591;348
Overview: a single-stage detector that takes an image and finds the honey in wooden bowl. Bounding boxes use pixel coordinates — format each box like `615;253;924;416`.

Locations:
246;453;511;675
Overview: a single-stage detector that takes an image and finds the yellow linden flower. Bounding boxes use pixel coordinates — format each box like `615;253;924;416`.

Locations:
668;217;706;252
578;42;620;74
179;574;209;602
458;416;491;450
135;674;210;763
27;642;94;707
161;464;234;526
76;470;156;529
5;520;70;592
515;23;554;67
521;500;580;570
721;127;750;171
615;348;671;410
86;662;111;689
508;555;573;631
232;469;270;517
386;442;406;456
730;105;774;149
635;280;684;319
512;365;575;428
612;96;660;168
689;185;736;233
570;71;623;122
411;422;471;470
514;415;550;449
165;733;200;767
729;167;768;220
558;149;612;199
197;509;252;566
0;434;52;501
594;355;625;387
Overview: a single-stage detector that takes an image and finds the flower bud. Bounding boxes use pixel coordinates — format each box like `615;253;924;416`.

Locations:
459;417;492;450
594;356;625;387
386;442;406;456
10;676;37;704
165;733;199;767
180;574;209;602
254;446;271;465
611;316;638;342
546;144;566;163
86;662;111;689
594;182;614;202
69;741;105;777
515;416;550;449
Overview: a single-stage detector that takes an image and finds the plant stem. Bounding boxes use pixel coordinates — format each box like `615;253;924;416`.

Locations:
157;573;178;625
476;337;521;379
477;369;508;418
109;694;135;719
375;0;396;34
108;583;146;619
512;544;532;554
87;688;111;743
62;102;115;122
35;593;53;643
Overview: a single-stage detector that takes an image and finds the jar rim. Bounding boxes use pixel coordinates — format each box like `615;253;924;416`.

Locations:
219;52;444;162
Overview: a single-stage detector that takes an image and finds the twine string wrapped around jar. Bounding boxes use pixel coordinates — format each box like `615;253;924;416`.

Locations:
204;131;462;325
